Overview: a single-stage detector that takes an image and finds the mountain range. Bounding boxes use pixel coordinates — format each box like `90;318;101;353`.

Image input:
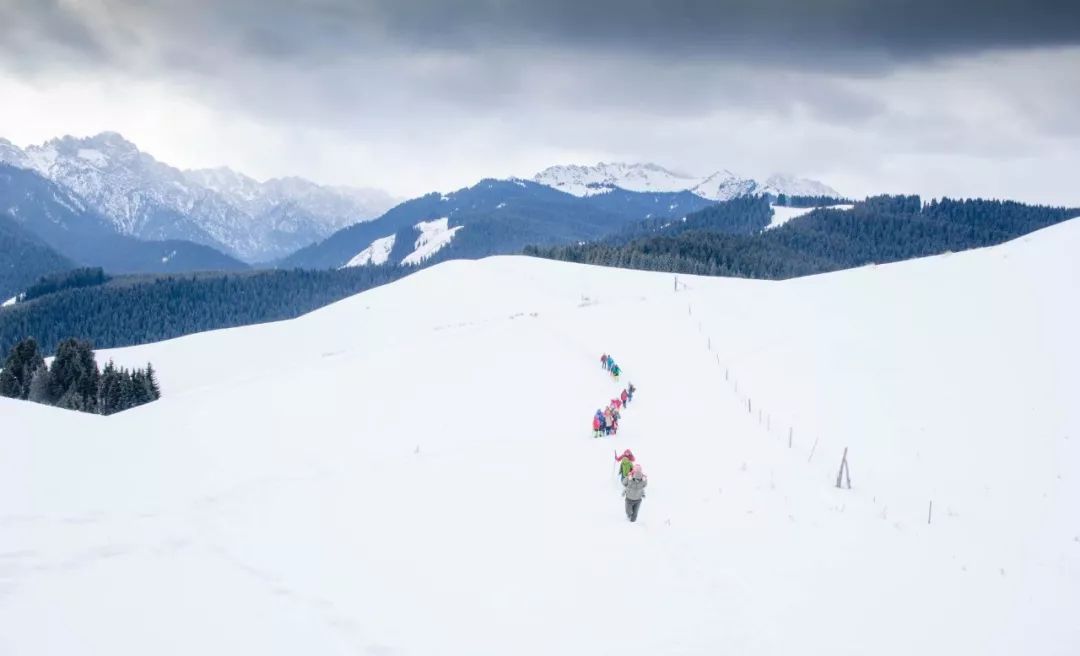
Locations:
0;133;397;262
0;163;248;299
1;131;846;291
532;162;838;200
285;165;840;270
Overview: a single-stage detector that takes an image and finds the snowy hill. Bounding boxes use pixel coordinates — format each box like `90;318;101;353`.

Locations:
0;134;395;262
2;220;1078;654
534;162;839;201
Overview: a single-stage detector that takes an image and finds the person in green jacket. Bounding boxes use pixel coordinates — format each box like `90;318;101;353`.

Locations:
615;449;635;482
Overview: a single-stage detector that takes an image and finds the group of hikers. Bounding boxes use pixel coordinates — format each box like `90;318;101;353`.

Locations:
593;354;648;523
592;382;635;437
600;353;622;380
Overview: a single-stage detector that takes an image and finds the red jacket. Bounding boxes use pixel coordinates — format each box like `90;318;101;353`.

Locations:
614;452;635;463
620;390;628;402
593;417;601;430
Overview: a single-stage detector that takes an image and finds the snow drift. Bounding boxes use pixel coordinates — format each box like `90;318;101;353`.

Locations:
2;219;1078;655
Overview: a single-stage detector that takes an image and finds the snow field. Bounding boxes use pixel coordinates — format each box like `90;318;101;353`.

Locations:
2;220;1079;654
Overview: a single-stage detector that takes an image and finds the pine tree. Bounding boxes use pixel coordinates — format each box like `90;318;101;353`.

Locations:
27;365;51;404
145;363;161;400
0;337;46;400
48;338;99;412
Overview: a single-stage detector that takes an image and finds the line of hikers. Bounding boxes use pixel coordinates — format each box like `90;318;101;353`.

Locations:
592;383;635;437
600;353;622;380
593;354;647;522
615;449;648;523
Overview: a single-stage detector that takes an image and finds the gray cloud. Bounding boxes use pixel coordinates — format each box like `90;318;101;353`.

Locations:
5;0;1080;72
0;0;1078;205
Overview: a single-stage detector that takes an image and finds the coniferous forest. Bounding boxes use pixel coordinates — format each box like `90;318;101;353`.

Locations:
0;266;411;356
525;196;1079;279
0;337;160;415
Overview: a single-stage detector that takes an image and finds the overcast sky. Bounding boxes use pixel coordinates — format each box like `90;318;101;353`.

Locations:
1;0;1078;204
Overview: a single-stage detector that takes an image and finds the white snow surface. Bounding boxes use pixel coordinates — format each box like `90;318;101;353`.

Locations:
533;162;840;201
3;220;1080;655
343;234;397;267
1;295;17;307
401;217;462;265
768;203;854;229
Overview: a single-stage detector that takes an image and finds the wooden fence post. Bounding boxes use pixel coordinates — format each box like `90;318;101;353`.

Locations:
788;427;793;448
835;447;852;489
808;437;818;463
928;500;933;525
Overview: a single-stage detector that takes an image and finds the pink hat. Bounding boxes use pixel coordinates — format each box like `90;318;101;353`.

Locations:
631;464;643;477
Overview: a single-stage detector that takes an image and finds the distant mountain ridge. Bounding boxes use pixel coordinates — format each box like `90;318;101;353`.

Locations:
532;162;838;201
0;133;397;262
0;164;247;279
282;178;718;270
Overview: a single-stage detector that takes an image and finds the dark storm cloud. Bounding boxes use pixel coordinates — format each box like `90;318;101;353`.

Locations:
360;0;1080;61
4;0;1080;73
0;0;113;69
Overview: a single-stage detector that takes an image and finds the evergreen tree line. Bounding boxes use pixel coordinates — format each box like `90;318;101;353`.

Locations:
525;196;1080;280
0;337;160;415
0;266;411;356
601;195;776;247
774;194;854;208
20;267;110;303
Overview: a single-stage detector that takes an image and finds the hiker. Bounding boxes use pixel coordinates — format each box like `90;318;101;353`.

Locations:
615;449;635;482
627;383;636;403
611;364;621;380
620;388;629;407
600;353;609;370
622;464;648;522
592;414;602;438
603;407;614;435
611;397;622;411
606;355;615;371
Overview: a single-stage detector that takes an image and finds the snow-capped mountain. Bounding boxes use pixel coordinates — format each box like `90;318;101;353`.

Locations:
282;178;715;270
533;162;706;197
533;162;839;201
0;133;396;262
689;169;760;201
184;168;396;234
758;173;842;198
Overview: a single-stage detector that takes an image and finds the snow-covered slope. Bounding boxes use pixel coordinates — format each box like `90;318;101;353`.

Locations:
342;234;397;267
3;220;1078;654
534;162;839;201
768;203;854;229
342;218;464;268
401;217;463;265
0;133;396;262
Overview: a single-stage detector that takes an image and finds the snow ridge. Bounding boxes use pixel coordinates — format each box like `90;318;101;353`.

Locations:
534;162;839;201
